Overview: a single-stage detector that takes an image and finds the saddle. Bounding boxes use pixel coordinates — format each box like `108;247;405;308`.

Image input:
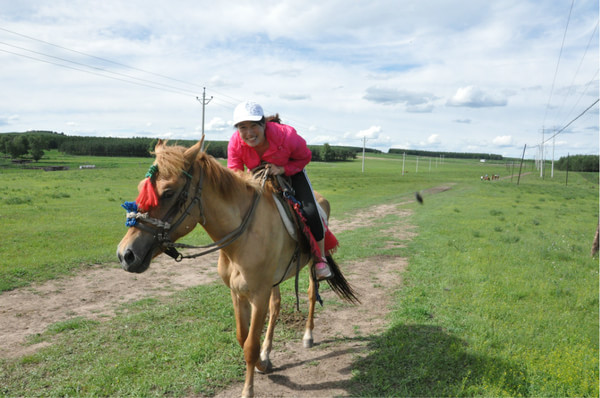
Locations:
270;174;338;260
251;164;338;260
254;169;341;309
271;174;328;241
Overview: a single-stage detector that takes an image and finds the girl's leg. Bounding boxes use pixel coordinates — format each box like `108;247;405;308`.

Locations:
290;170;332;280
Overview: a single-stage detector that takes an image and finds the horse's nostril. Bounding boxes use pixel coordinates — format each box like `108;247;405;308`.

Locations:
124;249;136;265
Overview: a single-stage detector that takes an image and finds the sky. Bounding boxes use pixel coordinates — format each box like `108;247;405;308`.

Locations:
1;0;598;159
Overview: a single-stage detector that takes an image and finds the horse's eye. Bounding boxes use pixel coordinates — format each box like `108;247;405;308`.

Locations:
162;190;176;200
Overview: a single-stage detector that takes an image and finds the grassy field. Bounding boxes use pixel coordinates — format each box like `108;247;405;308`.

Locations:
350;171;599;397
0;152;598;396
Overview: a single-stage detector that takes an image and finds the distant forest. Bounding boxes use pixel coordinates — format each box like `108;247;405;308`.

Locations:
0;131;364;162
388;148;504;160
554;154;599;172
1;131;598;172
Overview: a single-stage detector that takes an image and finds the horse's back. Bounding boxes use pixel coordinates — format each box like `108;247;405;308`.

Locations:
314;191;330;220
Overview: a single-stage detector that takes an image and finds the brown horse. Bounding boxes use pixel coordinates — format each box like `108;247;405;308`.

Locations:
116;139;357;397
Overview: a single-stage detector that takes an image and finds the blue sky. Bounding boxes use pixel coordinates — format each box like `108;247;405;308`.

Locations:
1;0;598;158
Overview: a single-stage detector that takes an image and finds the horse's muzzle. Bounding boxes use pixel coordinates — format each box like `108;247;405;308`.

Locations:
117;243;154;273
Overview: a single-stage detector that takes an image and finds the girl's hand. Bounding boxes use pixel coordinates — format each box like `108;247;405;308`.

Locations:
266;164;285;175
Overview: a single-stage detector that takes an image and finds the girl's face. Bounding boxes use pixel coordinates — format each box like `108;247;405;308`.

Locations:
237;121;266;147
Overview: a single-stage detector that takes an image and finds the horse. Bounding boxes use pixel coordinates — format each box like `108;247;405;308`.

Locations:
116;139;357;397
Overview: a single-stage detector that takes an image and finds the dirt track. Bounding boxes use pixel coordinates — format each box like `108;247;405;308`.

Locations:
0;188;450;396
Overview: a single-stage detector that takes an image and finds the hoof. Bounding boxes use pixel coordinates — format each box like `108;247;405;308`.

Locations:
303;338;314;348
242;386;254;398
255;358;273;374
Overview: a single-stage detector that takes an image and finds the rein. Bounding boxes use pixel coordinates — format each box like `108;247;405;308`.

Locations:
166;189;262;260
123;162;311;310
124;163;267;261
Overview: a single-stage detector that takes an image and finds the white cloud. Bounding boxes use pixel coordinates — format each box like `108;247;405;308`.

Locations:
204;117;229;132
356;126;382;139
363;87;437;113
447;86;508;108
0;114;19;126
428;134;441;144
493;135;513;146
279;93;311;101
0;0;597;158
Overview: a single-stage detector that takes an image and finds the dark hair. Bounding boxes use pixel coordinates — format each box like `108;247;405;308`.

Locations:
265;114;281;124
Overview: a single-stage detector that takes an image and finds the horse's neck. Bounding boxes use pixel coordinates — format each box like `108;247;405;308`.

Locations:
199;183;257;240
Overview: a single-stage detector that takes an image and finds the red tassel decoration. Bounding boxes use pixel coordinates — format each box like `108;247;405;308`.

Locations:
136;177;158;211
324;224;339;254
293;203;322;259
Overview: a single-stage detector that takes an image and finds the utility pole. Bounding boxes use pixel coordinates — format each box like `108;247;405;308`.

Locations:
517;144;526;185
540;128;544;178
361;136;367;173
402;152;405;176
196;87;213;150
551;133;555;178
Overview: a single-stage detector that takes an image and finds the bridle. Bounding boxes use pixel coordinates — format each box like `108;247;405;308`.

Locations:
123;162;264;261
123;163;310;309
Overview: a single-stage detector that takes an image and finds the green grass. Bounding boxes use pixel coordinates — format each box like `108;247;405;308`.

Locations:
0;152;151;291
350;173;599;397
1;283;243;396
0;151;214;292
0;153;597;396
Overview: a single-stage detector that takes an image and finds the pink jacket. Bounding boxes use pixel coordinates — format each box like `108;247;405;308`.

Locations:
227;122;312;176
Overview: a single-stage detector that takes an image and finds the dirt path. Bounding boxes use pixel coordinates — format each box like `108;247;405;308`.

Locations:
0;252;222;358
212;254;408;398
0;188;447;396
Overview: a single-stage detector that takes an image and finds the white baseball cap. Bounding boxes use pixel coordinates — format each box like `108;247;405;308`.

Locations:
233;101;264;126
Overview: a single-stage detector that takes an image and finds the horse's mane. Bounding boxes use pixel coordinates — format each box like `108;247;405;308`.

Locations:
198;152;264;201
153;142;263;202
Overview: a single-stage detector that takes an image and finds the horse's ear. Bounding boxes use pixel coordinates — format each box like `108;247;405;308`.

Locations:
155;139;166;150
184;140;203;163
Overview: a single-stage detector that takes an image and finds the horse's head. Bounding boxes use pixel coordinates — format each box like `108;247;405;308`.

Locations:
117;139;204;273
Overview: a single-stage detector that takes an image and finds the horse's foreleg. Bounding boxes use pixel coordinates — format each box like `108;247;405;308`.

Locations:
258;286;280;373
242;295;269;398
303;275;317;348
231;290;250;348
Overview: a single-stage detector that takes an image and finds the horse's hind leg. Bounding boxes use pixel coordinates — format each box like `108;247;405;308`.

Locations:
303;274;317;348
258;286;280;373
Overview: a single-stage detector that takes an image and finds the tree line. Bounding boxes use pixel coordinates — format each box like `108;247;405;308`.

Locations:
555;155;599;172
389;147;504;160
3;131;597;172
0;131;359;162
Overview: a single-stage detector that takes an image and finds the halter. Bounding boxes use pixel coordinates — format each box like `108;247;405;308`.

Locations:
122;162;264;261
122;164;314;310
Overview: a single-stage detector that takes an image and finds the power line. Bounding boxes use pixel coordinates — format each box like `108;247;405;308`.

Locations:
0;41;200;96
0;27;248;109
0;26;358;138
0;27;320;134
543;98;599;145
542;0;575;128
0;26;207;91
553;19;599;128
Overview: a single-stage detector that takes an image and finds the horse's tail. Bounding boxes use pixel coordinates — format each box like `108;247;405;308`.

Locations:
324;255;360;304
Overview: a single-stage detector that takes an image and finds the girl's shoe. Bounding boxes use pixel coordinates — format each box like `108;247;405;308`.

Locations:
315;259;333;281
